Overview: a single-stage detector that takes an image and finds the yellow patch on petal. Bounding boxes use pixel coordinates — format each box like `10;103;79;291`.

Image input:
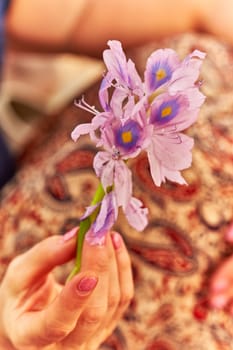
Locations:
161;106;172;118
156;68;167;81
121;131;133;143
148;90;161;104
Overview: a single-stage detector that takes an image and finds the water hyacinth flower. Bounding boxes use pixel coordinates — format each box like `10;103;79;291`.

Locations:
68;40;205;279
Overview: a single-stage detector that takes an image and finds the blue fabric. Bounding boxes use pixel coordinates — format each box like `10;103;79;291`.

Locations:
0;0;16;188
0;0;11;74
0;133;16;187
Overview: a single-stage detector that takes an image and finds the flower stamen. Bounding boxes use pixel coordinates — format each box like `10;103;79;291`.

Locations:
74;97;99;115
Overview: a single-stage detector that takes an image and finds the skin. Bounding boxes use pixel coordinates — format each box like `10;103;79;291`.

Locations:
0;232;134;350
5;0;233;56
209;224;233;312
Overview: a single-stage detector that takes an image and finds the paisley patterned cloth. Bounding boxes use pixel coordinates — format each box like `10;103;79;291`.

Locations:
1;33;233;350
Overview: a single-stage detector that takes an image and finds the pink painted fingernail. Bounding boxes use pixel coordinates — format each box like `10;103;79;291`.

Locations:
111;232;122;250
77;276;98;294
61;227;77;242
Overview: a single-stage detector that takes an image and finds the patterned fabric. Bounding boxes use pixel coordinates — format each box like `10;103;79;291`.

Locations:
0;33;233;349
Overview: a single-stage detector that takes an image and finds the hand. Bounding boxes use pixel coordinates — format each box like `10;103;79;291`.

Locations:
0;231;133;350
209;224;233;312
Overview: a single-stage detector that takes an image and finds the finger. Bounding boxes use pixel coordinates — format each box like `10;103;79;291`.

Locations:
225;222;233;242
210;256;233;293
103;233;121;325
210;255;233;309
64;233;112;347
91;232;121;341
110;232;134;323
212;287;233;313
6;232;77;293
15;271;98;347
87;231;134;350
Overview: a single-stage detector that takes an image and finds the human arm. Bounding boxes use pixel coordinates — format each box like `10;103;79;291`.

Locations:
3;0;210;56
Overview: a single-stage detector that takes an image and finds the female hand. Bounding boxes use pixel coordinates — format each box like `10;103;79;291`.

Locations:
0;230;133;350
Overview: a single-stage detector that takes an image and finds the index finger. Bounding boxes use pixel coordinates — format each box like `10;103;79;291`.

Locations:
6;234;76;293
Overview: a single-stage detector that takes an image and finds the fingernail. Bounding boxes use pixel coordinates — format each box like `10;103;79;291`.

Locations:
77;276;98;294
111;232;122;250
61;227;77;243
210;294;227;309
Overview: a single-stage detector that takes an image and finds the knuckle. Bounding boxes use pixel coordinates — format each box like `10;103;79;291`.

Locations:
120;292;134;308
81;307;106;325
94;255;109;272
108;293;120;309
43;321;69;342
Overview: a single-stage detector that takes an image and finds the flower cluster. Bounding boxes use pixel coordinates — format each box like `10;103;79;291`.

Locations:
71;40;205;247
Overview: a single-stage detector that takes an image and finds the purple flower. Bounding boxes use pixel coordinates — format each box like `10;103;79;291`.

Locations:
145;89;205;186
144;48;179;93
71;40;206;243
102;40;143;97
144;47;206;95
85;192;118;245
85;190;148;245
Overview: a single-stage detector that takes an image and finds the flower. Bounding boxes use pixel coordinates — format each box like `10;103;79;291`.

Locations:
102;40;143;98
70;40;205;251
145;88;205;185
144;48;206;95
83;191;118;245
84;190;148;245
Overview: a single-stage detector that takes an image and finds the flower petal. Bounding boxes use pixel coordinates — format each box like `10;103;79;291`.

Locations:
144;48;180;93
160;167;187;185
99;73;112;111
103;40;129;85
71;123;93;142
147;143;165;186
152;132;194;170
169;50;206;93
80;203;99;221
125;197;148;231
86;192;118;245
147;132;193;186
151;89;205;132
150;93;189;126
104;40;143;92
127;58;143;94
93;152;114;190
114;160;133;209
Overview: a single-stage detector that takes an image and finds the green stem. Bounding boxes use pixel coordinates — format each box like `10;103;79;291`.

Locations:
91;182;105;205
67;182;105;281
